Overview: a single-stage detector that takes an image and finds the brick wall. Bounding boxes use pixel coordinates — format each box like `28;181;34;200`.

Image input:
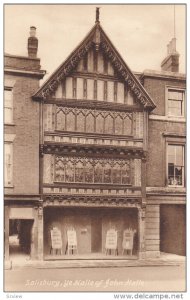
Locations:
147;119;185;187
143;77;186;116
5;54;41;71
4;74;40;194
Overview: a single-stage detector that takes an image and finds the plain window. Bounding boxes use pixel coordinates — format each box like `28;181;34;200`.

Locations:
168;144;184;186
168;89;185;116
4;89;13;124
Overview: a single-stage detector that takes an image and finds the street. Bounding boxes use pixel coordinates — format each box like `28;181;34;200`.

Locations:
4;265;185;292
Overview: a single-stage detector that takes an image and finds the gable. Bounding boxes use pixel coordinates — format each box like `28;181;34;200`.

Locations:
33;23;156;110
51;47;137;106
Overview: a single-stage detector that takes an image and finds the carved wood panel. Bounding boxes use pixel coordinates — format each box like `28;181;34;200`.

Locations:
55;106;133;136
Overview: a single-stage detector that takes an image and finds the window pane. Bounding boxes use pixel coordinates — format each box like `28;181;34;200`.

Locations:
104;163;112;183
85;162;94;183
168;100;182;116
175;166;182;185
94;163;103;183
168;89;184;116
112;163;121;184
121;164;130;184
75;161;84;182
55;159;65;181
168;145;175;164
168;145;184;186
175;145;183;166
65;162;75;182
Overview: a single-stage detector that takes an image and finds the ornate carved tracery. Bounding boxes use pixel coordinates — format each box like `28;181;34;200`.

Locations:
56;106;132;135
54;156;131;185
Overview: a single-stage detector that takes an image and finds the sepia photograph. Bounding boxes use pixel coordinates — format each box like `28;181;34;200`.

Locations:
3;3;186;296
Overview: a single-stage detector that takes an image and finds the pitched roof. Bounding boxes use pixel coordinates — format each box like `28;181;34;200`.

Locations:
33;21;156;110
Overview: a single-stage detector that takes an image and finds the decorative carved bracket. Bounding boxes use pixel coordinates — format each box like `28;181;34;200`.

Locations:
43;194;142;208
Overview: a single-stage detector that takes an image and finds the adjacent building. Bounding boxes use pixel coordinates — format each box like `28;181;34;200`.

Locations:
4;11;186;262
4;26;46;260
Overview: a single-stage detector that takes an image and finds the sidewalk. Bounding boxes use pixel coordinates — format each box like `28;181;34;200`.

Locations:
5;252;185;270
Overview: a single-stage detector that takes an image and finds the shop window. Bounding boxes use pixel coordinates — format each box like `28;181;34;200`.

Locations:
167;88;185;117
4;142;13;186
167;144;185;186
4;89;13;124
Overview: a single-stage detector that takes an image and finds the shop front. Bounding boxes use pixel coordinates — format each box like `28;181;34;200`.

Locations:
43;205;140;260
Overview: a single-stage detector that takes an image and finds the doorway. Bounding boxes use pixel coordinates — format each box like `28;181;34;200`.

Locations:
9;219;34;260
160;204;186;256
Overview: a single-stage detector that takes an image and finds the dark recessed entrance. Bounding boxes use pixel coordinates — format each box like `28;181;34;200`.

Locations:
9;219;34;258
160;204;186;256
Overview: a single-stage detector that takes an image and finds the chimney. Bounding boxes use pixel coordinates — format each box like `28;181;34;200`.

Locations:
28;26;38;58
161;38;179;72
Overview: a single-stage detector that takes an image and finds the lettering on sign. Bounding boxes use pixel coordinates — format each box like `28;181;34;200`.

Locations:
105;229;117;250
67;229;77;247
50;227;62;249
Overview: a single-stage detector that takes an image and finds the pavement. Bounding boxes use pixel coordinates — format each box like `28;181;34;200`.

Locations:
4;252;186;270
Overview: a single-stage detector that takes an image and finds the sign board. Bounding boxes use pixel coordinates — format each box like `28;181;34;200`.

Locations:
105;229;117;250
67;229;77;247
122;229;136;250
50;227;62;249
9;207;34;219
